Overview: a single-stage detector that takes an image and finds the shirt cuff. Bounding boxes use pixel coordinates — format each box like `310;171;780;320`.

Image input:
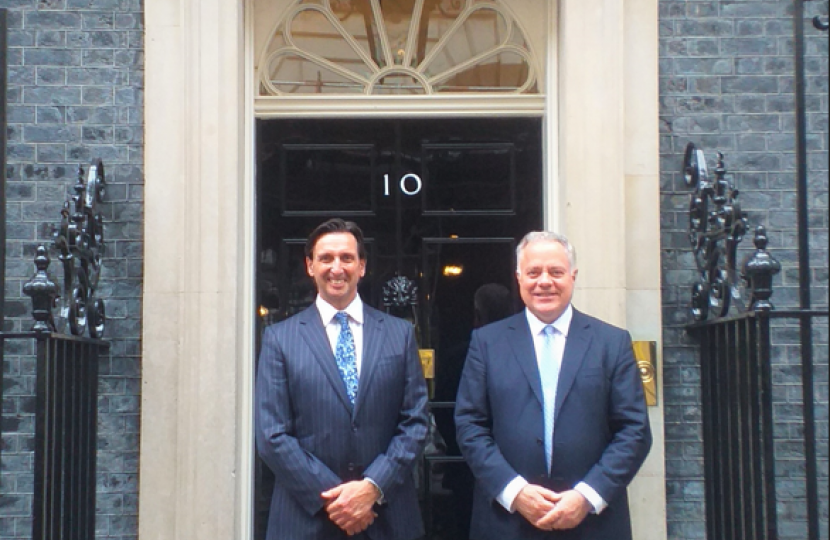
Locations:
496;476;529;512
574;482;607;514
364;477;385;504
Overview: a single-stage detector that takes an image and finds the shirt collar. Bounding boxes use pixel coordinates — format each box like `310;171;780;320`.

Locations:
525;304;573;337
316;295;364;325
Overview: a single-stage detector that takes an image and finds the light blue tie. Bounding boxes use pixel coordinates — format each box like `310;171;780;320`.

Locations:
540;325;560;473
334;312;359;404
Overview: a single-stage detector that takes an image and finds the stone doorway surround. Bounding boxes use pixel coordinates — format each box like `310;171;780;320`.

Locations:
141;0;665;538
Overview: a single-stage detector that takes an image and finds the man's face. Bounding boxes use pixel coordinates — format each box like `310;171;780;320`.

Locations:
306;232;366;310
516;240;577;324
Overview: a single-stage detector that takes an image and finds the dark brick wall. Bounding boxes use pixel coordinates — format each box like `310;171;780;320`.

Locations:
1;1;142;539
660;2;828;539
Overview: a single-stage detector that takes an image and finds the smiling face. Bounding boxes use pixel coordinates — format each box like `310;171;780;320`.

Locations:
516;239;577;324
306;231;366;310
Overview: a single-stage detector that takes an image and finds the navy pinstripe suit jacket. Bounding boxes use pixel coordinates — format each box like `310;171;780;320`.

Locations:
255;303;428;540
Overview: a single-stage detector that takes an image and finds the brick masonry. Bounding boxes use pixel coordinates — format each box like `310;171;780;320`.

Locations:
0;1;142;540
660;2;828;539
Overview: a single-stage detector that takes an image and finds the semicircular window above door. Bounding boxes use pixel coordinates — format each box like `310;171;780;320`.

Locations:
257;0;539;95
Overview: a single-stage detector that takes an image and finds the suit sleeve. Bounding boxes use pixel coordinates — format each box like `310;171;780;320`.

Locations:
363;324;429;497
454;330;522;502
582;330;652;504
254;325;343;516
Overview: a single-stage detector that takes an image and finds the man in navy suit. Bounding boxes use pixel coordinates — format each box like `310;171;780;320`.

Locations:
455;231;651;540
255;218;428;540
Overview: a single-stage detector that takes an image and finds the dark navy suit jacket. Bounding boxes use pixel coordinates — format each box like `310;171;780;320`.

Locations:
455;309;652;540
255;303;428;540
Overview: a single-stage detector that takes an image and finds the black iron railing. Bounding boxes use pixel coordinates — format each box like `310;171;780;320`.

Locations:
0;331;108;540
683;144;828;539
688;313;775;540
1;241;109;540
684;0;830;516
684;129;828;538
687;310;828;540
1;157;109;539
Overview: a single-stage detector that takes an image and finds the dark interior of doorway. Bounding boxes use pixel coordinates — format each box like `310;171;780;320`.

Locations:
254;117;543;539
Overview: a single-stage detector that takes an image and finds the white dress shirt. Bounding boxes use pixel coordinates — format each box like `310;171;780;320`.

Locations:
314;294;386;502
316;295;364;375
496;304;608;515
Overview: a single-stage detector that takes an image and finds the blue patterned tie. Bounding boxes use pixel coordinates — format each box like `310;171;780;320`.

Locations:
334;312;359;404
540;325;560;473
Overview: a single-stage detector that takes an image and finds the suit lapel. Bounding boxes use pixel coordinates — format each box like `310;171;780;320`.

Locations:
506;313;544;407
298;306;353;413
554;309;592;424
353;305;385;418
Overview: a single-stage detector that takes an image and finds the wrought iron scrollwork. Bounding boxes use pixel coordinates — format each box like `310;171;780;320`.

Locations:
684;144;782;321
52;159;107;337
811;0;829;30
685;144;749;321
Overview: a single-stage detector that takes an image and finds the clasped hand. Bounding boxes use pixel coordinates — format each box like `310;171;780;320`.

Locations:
513;484;592;531
321;480;379;536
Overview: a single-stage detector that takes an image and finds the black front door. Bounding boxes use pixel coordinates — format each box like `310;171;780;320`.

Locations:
255;117;542;539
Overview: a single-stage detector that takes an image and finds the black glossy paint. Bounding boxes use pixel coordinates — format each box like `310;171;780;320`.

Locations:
255;117;543;539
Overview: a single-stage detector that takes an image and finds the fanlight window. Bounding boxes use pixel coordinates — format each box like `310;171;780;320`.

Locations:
258;0;538;95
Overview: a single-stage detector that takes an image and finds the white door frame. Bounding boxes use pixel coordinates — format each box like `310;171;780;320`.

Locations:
140;1;663;539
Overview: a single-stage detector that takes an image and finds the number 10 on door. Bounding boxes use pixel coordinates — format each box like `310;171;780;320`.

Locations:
384;173;422;196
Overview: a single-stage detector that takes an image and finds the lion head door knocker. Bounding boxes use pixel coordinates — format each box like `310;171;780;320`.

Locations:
382;275;419;331
382;275;433;380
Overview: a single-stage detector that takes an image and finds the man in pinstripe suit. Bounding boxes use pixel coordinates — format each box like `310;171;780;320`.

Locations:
256;218;429;540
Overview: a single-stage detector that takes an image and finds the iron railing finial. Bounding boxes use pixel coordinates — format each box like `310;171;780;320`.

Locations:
22;246;58;332
742;226;782;311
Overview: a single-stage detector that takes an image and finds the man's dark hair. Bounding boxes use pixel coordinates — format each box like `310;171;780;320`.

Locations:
474;283;514;327
305;218;367;260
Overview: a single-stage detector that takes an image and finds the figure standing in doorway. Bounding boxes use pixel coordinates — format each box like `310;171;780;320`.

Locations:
434;282;515;540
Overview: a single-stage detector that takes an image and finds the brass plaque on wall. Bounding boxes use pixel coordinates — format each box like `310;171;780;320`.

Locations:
632;341;657;406
419;349;435;379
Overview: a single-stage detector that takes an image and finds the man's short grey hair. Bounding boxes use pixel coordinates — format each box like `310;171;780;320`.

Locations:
515;231;577;273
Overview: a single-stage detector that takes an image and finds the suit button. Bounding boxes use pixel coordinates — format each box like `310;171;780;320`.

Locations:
536;438;543;446
348;463;355;472
352;424;358;432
